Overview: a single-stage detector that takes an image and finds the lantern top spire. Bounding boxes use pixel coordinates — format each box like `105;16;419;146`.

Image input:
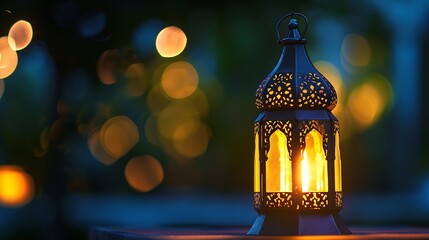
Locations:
256;13;337;111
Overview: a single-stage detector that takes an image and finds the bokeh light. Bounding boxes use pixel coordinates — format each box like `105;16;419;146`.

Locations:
124;63;148;97
161;61;198;99
172;123;211;159
341;33;371;67
0;37;18;79
125;155;164;192
78;11;107;38
347;74;393;130
8;20;33;51
100;116;139;159
96;49;120;85
147;83;171;113
132;19;164;58
186;88;210;118
34;127;50;158
155;26;187;58
144;113;159;146
88;129;118;165
314;61;344;116
157;101;200;141
0;165;34;207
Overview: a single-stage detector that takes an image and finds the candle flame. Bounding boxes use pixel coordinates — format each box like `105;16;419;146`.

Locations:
301;129;328;192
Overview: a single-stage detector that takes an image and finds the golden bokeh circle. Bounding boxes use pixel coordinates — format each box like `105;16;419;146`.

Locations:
0;37;18;79
125;155;164;192
0;165;34;207
161;61;198;99
155;26;187;58
8;20;33;51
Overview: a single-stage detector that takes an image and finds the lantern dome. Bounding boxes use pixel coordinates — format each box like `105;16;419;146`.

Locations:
255;18;337;111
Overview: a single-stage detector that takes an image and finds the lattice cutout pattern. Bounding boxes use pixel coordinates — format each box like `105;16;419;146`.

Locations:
254;122;260;135
302;192;328;209
299;120;329;157
335;192;342;207
263;121;293;158
255;76;271;109
254;192;262;210
265;192;293;208
255;72;337;110
298;73;329;108
334;120;340;134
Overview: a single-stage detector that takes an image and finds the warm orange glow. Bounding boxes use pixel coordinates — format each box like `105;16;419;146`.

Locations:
157;102;199;141
341;34;371;67
347;75;392;130
125;155;164;192
144;113;159;146
313;61;344;116
155;26;187;58
124;63;148;97
254;133;260;192
334;132;342;191
146;84;171;113
88;129;118;165
0;37;18;79
100;116;139;158
302;129;328;192
8;20;33;51
187;88;210;118
266;130;292;192
172;123;211;158
0;166;34;207
161;61;198;99
96;49;119;85
348;84;381;128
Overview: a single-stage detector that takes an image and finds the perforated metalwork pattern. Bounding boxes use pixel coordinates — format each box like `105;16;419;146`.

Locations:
255;72;337;110
301;192;328;209
334;120;340;134
254;192;262;210
255;76;271;109
263;121;293;158
265;192;293;208
298;73;329;109
335;192;342;207
299;120;329;156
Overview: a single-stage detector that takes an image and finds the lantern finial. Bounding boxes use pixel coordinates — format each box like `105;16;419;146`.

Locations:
255;13;337;111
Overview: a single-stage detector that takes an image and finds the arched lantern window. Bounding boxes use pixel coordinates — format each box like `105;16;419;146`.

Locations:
248;13;351;236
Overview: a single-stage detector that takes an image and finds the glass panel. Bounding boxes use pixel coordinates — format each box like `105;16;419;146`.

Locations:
266;130;292;192
302;129;328;192
334;132;342;191
254;133;260;192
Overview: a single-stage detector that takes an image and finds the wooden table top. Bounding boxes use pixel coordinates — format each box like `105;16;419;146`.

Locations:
90;226;429;239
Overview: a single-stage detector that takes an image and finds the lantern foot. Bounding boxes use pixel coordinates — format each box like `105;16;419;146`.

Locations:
247;212;351;236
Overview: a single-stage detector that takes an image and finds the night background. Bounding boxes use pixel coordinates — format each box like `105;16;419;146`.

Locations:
0;0;428;239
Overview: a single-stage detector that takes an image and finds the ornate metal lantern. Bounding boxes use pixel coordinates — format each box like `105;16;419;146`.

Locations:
248;13;351;235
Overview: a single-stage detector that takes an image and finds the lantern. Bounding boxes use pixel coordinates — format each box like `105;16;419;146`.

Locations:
248;13;351;235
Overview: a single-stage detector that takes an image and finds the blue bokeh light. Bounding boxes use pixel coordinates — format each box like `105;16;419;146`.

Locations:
78;11;107;38
132;19;164;58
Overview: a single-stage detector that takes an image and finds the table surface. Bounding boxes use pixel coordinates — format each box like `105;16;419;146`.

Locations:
90;226;429;239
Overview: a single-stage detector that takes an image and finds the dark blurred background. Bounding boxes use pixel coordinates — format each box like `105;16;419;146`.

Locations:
0;0;429;239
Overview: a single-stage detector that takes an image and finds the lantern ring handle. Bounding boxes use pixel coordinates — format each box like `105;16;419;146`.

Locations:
276;12;308;42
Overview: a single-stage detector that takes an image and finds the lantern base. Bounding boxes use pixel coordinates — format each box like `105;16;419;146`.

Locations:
247;212;351;236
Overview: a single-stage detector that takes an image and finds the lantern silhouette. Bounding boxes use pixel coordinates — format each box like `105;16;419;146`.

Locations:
248;13;351;235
